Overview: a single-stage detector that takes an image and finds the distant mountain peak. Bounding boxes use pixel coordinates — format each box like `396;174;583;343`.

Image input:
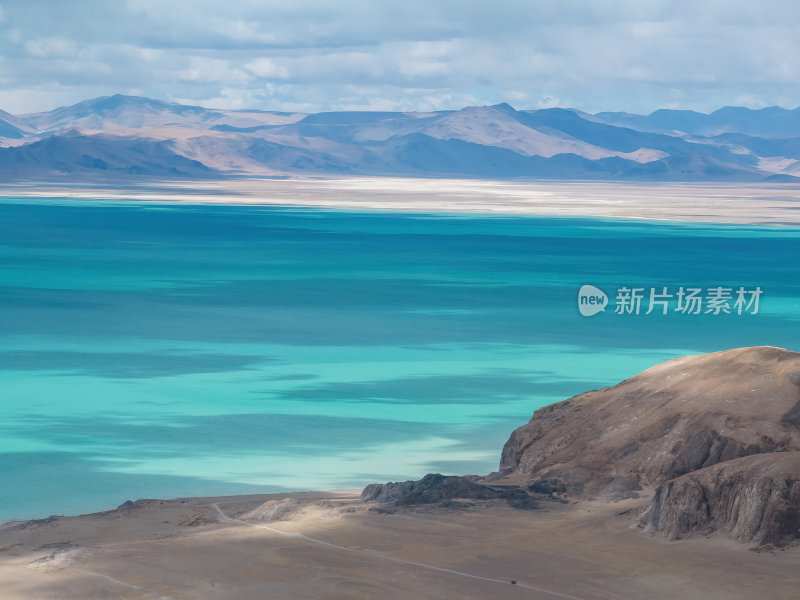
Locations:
92;94;167;108
79;94;206;115
488;102;517;113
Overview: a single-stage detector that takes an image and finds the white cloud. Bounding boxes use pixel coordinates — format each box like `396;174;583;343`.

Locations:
537;96;562;109
171;86;269;110
395;40;455;79
243;58;289;80
2;1;800;114
177;57;251;85
25;37;77;58
138;48;164;62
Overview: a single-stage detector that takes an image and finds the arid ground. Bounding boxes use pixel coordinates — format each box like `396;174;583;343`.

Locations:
1;490;797;600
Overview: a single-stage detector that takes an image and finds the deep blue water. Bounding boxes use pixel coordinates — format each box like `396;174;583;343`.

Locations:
1;199;799;520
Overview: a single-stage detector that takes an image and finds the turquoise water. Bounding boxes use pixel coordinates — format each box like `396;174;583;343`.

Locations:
1;199;799;521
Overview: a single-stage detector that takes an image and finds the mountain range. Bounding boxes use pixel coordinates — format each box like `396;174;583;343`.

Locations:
2;94;800;181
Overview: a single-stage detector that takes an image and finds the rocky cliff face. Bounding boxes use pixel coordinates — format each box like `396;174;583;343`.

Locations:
500;346;800;499
638;452;800;547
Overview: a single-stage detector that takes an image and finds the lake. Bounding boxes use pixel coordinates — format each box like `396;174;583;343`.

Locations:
1;198;799;520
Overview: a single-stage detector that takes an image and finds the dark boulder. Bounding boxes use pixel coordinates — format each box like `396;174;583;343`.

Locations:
360;473;540;509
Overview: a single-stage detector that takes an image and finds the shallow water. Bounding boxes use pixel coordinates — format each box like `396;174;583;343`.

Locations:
1;199;799;520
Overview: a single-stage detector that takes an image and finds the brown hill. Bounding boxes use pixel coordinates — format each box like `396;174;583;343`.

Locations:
499;346;800;498
362;346;800;547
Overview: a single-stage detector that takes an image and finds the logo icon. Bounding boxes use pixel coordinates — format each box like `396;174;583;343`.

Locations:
578;284;608;317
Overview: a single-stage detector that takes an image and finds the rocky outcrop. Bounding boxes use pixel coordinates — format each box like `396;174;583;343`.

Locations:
639;452;800;547
499;346;800;499
242;498;301;522
360;473;543;509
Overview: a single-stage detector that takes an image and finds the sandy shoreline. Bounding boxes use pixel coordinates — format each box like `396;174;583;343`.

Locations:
1;489;797;599
2;177;800;225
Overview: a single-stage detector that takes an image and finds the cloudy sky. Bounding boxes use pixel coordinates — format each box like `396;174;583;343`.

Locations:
1;0;799;115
